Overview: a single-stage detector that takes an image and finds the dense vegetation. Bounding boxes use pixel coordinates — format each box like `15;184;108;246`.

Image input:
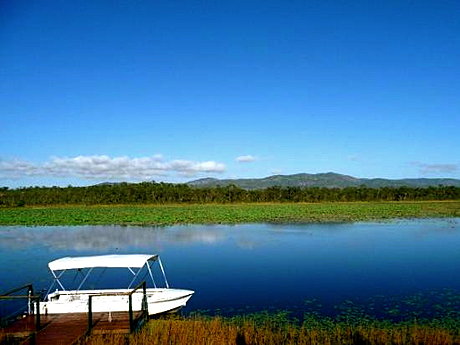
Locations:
0;183;459;207
0;201;458;226
84;313;460;345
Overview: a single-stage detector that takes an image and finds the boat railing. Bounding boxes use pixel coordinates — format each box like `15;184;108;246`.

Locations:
0;284;41;330
87;280;149;334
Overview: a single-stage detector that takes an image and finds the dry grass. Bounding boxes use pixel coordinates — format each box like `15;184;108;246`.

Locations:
83;315;460;345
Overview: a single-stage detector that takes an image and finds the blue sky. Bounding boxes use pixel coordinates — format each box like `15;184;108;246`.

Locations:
1;0;459;187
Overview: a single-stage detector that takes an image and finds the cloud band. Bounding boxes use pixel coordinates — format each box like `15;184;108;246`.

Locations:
0;155;226;180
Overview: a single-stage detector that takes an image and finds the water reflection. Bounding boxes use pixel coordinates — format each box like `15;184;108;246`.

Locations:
0;225;229;251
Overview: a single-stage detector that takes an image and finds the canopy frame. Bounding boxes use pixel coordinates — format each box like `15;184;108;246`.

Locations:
44;254;168;298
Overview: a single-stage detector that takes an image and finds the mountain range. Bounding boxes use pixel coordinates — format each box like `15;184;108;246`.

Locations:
187;172;460;189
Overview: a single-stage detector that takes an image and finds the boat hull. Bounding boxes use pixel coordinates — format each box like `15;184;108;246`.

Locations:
39;288;194;316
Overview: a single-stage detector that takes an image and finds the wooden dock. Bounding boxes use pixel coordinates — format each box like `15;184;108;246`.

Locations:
1;311;143;345
1;282;150;344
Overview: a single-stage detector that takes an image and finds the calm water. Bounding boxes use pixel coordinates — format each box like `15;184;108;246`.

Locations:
1;219;459;319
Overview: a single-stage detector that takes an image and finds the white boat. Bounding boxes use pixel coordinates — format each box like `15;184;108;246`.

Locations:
39;254;194;316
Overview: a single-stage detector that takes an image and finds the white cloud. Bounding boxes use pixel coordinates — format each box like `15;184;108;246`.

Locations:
0;155;226;180
0;159;41;176
236;155;256;163
411;162;458;174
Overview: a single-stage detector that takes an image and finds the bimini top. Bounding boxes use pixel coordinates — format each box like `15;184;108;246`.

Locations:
48;254;158;271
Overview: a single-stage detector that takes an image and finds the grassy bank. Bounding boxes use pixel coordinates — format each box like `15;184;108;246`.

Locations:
0;201;459;226
83;314;460;345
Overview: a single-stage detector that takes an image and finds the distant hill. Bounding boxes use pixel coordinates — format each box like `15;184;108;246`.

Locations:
187;172;460;189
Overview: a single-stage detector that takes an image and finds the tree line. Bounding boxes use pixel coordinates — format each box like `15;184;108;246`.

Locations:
0;182;459;207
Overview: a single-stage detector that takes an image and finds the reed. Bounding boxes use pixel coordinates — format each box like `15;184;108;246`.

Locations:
82;314;460;345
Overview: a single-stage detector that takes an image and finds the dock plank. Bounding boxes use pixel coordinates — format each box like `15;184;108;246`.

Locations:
32;313;90;345
2;312;143;345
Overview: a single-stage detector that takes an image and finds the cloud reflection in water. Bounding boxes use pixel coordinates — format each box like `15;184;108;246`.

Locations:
0;225;229;252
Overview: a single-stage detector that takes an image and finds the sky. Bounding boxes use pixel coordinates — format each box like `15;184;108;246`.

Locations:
1;0;459;188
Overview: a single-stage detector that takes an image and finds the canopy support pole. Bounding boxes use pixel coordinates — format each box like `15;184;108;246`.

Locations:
128;268;142;289
146;262;156;288
77;268;94;291
54;270;67;290
45;270;66;298
157;258;169;288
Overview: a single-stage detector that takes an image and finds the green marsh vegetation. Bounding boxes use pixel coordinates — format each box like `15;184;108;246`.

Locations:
0;201;459;226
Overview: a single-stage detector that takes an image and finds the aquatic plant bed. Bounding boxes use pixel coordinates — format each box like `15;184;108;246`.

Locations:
0;201;458;226
83;313;460;345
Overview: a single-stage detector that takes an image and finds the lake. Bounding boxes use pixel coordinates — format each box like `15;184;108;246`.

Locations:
1;218;459;320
